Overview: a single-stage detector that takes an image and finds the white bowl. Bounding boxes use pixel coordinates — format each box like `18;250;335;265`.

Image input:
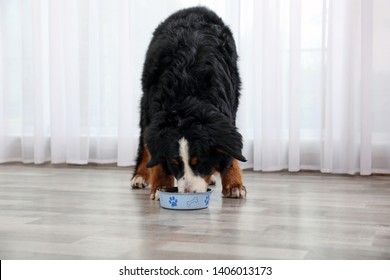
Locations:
157;187;214;210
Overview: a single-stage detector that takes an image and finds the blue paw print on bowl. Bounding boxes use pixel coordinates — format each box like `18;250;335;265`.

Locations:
204;195;210;206
169;196;178;207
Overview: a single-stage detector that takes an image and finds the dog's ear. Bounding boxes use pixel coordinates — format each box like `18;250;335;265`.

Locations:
143;119;179;168
143;126;161;168
208;116;246;162
216;147;246;162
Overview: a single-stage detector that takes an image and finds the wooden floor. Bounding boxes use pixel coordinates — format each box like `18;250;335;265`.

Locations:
0;164;389;260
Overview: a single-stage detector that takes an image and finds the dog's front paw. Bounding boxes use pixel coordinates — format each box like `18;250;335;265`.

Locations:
222;184;247;198
131;175;148;189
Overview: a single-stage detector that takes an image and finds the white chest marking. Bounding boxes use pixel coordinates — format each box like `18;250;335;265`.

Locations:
177;137;208;193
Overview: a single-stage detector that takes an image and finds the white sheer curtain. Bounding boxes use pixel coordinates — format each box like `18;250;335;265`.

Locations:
237;0;390;175
0;0;389;174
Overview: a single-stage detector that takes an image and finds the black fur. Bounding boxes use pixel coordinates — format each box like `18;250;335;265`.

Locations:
134;6;245;180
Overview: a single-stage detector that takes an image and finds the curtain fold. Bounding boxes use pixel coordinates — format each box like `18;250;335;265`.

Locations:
0;0;389;174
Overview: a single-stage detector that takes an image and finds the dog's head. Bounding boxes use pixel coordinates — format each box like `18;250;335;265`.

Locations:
144;110;246;193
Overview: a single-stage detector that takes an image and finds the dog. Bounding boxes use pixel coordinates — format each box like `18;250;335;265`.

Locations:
131;6;246;200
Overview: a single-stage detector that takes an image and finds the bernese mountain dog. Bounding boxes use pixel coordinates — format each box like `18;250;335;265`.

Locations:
131;6;247;200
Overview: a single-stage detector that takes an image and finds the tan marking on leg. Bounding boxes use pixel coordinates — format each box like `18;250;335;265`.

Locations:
149;165;174;200
221;160;246;198
131;145;151;189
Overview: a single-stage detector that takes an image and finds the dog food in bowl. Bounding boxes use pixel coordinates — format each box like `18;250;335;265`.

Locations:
157;187;213;210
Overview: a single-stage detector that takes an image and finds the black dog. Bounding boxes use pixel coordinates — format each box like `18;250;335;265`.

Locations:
131;7;246;200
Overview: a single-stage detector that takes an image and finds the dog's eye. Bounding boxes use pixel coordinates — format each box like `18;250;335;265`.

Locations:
190;157;198;166
171;159;180;166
